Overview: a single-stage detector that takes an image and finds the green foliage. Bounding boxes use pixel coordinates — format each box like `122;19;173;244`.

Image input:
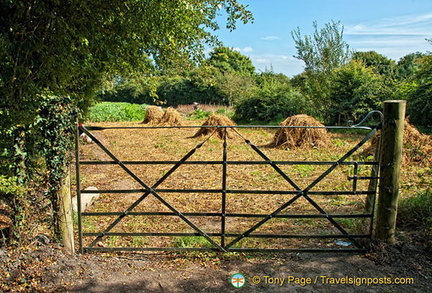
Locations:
88;102;146;122
407;54;432;126
0;176;24;198
157;76;197;106
328;61;385;125
205;46;256;75
291;21;351;121
97;75;158;105
217;72;257;106
0;175;26;243
234;80;307;124
34;96;76;240
187;109;212;120
0;0;252;133
396;52;426;80
398;189;432;231
291;20;351;74
352;51;396;78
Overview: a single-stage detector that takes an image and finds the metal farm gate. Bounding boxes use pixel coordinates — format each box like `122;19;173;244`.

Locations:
74;112;382;253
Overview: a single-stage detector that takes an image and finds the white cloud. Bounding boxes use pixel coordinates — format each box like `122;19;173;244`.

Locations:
344;13;432;60
255;58;271;64
261;36;282;41
346;13;432;36
233;46;254;53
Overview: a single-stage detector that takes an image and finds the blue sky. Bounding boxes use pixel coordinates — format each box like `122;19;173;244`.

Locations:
215;0;432;77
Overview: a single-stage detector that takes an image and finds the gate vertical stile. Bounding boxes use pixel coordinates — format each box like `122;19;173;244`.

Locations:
221;127;228;249
75;124;83;253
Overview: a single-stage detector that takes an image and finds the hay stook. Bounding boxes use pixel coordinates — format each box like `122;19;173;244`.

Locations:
142;106;164;124
272;114;331;149
192;114;236;139
362;119;432;165
159;107;183;126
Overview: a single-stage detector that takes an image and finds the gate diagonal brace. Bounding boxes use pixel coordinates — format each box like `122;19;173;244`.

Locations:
79;125;227;252
225;127;379;250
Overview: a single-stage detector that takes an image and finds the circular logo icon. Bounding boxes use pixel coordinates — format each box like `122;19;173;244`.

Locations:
230;273;246;288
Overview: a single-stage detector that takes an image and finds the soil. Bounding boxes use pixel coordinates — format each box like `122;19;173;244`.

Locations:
1;233;431;293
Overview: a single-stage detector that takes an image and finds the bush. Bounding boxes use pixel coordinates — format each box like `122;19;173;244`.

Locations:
0;175;26;243
234;87;308;124
187;109;212;120
88;102;146;122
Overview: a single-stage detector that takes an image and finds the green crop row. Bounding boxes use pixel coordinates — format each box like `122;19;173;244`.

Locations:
88;102;147;122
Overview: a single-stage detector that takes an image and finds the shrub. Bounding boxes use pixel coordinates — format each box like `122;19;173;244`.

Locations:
0;175;26;243
88;102;146;122
234;87;308;124
187;109;212;120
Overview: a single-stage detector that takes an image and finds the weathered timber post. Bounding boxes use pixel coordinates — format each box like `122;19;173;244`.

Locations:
59;167;75;253
374;100;406;244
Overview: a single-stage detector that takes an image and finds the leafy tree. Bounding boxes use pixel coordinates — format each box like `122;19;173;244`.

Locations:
205;46;256;75
291;20;350;74
328;61;385;125
217;72;257;106
1;0;252;126
352;51;396;78
407;53;432;126
291;21;351;121
0;0;252;243
396;52;426;80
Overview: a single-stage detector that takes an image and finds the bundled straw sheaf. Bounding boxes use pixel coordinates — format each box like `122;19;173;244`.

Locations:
363;119;432;165
142;106;164;124
272;114;331;149
159;107;183;126
192;114;236;139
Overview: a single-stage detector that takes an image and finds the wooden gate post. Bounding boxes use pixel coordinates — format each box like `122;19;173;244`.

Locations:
59;167;75;253
374;100;406;244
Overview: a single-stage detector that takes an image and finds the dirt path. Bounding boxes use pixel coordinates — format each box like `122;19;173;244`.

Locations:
1;239;430;293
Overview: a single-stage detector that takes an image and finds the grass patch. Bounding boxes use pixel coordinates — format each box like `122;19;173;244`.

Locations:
88;102;146;122
398;189;432;231
172;236;215;248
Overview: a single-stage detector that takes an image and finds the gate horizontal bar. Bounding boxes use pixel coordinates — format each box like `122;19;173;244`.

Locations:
85;125;376;130
82;211;372;218
82;247;369;253
80;188;375;196
78;160;378;166
82;232;370;238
